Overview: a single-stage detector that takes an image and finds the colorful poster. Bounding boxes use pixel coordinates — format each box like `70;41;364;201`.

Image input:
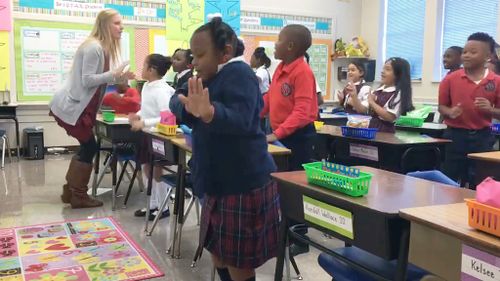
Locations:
205;0;240;35
165;0;204;42
0;31;10;91
14;20;135;102
0;0;12;31
308;44;329;93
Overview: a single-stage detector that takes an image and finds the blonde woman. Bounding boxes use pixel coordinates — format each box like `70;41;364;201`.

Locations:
50;9;135;209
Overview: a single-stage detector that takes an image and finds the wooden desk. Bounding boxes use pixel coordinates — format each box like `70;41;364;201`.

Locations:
93;115;141;210
400;203;498;281
272;167;474;281
317;125;451;173
396;122;447;138
0;105;20;158
468;151;500;186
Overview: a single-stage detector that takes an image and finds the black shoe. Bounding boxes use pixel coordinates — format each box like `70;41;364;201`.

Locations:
148;209;170;221
289;243;310;257
134;208;158;217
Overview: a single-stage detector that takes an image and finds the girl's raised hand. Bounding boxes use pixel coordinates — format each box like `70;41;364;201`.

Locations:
345;82;358;97
179;76;214;123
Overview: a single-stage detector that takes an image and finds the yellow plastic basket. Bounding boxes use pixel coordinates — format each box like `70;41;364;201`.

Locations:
156;124;178;136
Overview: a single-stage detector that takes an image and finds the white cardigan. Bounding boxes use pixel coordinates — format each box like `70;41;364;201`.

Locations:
49;40;117;126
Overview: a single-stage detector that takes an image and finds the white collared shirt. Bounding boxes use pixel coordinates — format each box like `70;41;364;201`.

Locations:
177;69;191;80
255;65;270;94
362;85;401;121
217;56;245;73
344;80;371;107
137;79;175;127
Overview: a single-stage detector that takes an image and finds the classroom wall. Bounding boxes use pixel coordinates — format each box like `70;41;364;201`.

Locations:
3;0;363;148
360;0;500;104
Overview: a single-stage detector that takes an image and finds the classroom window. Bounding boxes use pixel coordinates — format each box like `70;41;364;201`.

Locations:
383;0;426;80
440;0;498;77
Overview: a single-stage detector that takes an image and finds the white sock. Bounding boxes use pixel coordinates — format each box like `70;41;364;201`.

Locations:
141;166;159;210
154;180;171;212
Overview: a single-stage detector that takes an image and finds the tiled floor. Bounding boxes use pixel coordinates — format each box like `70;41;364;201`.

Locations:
0;153;338;280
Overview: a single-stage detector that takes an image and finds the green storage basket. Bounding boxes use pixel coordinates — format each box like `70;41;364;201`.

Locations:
396;116;425;127
302;162;372;197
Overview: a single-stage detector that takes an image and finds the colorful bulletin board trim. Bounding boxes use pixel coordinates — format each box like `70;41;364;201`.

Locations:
252;35;333;99
0;0;12;31
13;19;135;102
204;0;241;35
15;0;166;24
0;217;163;281
241;10;332;35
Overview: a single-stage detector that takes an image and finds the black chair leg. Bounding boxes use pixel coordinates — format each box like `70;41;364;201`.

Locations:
289;251;303;279
115;160;129;193
123;164;139;206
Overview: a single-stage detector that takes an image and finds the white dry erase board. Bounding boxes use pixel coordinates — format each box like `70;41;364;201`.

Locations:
14;20;134;102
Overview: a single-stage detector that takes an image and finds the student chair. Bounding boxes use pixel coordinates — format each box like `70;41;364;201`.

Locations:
114;153;143;207
317;247;429;281
400;146;441;174
0;129;12;169
406;170;459;187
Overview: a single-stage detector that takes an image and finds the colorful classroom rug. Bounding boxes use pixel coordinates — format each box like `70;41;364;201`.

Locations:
0;217;163;281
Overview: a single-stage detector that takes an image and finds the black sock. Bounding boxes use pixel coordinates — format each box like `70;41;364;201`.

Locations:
244;277;256;281
216;267;233;281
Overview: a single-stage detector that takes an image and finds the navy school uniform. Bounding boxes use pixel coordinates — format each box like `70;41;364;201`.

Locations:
169;59;280;269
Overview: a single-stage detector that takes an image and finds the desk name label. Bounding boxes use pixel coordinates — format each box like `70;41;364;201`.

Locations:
461;244;500;281
349;144;379;162
152;139;165;156
303;196;353;239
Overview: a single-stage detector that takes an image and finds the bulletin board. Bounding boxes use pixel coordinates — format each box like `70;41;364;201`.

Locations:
147;29;188;82
244;35;333;99
13;20;135;102
0;32;10;91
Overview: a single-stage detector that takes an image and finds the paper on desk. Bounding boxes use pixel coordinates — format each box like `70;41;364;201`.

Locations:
113;117;129;122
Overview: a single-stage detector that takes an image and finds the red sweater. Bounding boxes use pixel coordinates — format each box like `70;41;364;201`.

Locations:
102;88;141;114
261;57;318;139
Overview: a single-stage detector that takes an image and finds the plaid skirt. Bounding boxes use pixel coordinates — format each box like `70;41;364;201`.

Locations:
199;180;281;269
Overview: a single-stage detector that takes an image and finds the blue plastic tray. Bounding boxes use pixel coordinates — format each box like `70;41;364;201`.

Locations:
341;126;378;139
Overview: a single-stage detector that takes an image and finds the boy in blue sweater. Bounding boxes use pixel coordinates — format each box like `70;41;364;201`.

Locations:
170;18;280;281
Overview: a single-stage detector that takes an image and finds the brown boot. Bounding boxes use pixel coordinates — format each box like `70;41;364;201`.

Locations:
69;159;103;209
61;155;80;204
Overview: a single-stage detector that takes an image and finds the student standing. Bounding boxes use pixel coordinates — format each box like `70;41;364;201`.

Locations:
337;60;371;114
49;9;134;208
172;48;193;90
172;18;279;281
129;54;175;220
250;47;272;95
262;25;318;170
443;46;463;75
439;32;500;186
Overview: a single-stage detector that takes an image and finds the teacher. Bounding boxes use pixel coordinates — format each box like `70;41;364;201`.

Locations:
49;9;134;209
